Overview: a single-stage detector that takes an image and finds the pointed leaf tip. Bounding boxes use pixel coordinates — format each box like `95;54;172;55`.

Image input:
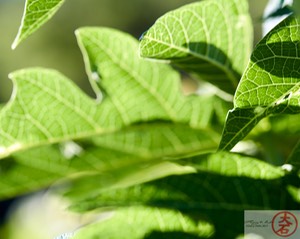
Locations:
12;0;65;48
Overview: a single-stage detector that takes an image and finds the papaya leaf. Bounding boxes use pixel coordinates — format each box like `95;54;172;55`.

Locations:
0;68;106;159
66;153;297;239
219;15;300;151
0;151;195;201
12;0;65;49
65;151;285;212
179;152;285;179
0;28;223;199
139;0;252;94
73;206;213;239
1;28;221;160
0;122;219;200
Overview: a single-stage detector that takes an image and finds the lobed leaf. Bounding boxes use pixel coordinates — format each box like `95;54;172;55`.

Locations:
219;15;300;151
0;68;106;159
139;0;252;94
1;28;221;160
12;0;65;49
0;27;223;199
0;123;217;199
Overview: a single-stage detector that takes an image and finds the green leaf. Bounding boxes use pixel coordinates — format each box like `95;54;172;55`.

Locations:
0;122;218;200
0;27;222;199
73;206;213;239
219;15;300;150
66;152;285;212
1;28;221;159
66;152;297;238
76;27;193;124
0;68;106;159
139;0;252;94
180;152;285;179
12;0;65;49
0;146;73;198
91;123;219;159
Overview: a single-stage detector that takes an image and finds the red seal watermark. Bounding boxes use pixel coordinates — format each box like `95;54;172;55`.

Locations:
272;211;298;237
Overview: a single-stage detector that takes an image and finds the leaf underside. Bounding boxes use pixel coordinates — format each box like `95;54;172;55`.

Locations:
139;0;252;94
67;152;295;239
0;28;221;199
12;0;65;49
219;15;300;151
4;1;300;238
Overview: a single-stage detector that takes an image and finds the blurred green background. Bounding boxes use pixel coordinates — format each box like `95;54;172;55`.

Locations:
0;0;268;103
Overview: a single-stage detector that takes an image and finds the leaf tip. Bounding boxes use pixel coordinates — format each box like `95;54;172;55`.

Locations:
74;29;81;37
11;37;20;50
8;72;15;80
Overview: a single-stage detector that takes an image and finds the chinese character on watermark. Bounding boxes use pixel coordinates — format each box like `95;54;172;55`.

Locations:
272;211;298;237
245;211;300;238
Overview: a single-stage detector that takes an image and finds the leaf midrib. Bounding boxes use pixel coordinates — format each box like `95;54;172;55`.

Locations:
12;0;65;49
87;35;180;121
141;35;239;88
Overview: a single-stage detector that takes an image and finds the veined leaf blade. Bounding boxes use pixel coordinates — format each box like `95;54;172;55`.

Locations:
1;28;221;159
139;0;252;93
66;153;296;238
220;15;300;151
0;27;221;199
73;206;211;239
67;152;285;212
12;0;65;49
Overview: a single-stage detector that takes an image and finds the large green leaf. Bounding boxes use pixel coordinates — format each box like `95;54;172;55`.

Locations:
139;0;252;94
12;0;65;49
0;27;223;199
65;152;297;239
219;15;300;151
0;122;217;199
71;174;297;238
73;206;212;239
66;152;285;211
0;68;105;159
76;27;200;125
1;28;221;160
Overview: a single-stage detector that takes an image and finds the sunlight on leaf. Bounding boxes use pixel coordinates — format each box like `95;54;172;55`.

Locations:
66;153;297;238
73;206;214;239
0;122;218;200
181;152;285;180
0;28;221;199
12;0;65;49
0;28;221;160
139;0;252;93
219;15;300;151
66;152;285;213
